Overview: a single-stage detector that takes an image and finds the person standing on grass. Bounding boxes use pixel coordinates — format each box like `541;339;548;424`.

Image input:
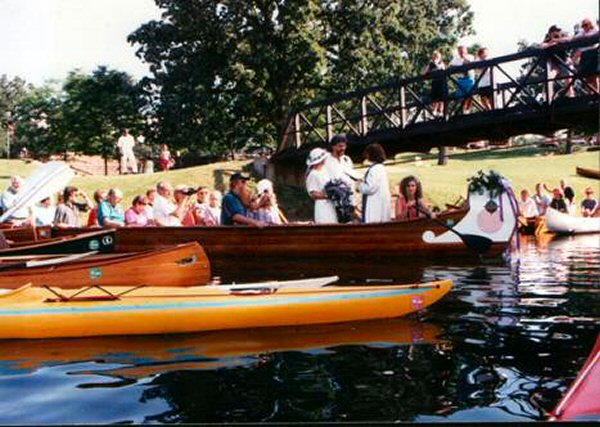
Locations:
116;128;138;174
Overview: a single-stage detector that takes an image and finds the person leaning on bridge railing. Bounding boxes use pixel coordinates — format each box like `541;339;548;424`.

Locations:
573;18;599;94
449;45;475;113
541;25;575;98
422;50;448;117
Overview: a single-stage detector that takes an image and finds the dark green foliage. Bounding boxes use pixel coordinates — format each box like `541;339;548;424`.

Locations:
467;170;506;198
12;67;144;159
129;0;474;156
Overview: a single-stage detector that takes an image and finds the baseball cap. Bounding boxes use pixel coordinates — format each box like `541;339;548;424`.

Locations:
230;172;250;182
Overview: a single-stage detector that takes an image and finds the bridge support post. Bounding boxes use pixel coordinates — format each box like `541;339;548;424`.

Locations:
437;146;448;166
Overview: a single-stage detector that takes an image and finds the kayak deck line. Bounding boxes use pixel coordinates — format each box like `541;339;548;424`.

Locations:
0;285;439;316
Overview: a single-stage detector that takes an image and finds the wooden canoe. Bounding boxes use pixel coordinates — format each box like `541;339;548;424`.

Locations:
545;208;600;235
551;334;600;421
0;230;116;256
52;181;518;266
1;225;53;242
0;280;452;339
576;166;600;180
0;242;211;288
0;318;442;375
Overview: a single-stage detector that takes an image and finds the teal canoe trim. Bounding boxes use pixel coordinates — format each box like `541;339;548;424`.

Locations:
0;287;434;316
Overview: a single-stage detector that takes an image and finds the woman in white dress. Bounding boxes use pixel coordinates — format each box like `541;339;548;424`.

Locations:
357;143;391;223
305;148;338;224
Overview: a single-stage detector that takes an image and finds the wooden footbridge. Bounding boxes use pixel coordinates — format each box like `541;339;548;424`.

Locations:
270;36;599;184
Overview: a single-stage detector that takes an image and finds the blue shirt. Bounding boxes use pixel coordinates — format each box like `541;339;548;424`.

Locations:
97;201;125;226
221;191;246;226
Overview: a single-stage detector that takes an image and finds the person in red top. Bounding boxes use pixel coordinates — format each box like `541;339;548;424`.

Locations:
394;176;432;221
87;189;107;227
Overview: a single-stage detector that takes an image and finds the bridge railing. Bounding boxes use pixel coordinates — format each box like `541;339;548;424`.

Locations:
278;35;599;154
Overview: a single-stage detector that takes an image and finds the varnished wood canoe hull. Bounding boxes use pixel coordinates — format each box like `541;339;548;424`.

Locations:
0;230;116;256
0;280;452;339
0;242;211;288
576;166;600;180
53;208;508;260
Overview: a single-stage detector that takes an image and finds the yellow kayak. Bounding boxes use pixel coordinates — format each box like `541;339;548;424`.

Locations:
0;280;452;339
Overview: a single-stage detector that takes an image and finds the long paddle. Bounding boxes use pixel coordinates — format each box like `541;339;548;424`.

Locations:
0;251;98;272
0;162;74;223
417;205;493;254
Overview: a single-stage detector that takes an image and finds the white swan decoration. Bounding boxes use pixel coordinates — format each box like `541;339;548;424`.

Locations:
423;171;518;245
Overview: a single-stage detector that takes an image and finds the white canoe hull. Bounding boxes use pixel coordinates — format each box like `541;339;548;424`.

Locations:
546;208;600;235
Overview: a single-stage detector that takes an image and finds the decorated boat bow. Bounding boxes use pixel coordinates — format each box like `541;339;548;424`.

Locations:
422;170;518;254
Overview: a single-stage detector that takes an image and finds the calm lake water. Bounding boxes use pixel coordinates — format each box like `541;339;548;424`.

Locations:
0;234;598;423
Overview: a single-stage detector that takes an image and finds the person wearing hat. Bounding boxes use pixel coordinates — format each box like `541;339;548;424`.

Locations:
221;173;265;227
324;134;359;188
581;187;598;217
97;188;125;228
247;179;287;225
306;148;338;224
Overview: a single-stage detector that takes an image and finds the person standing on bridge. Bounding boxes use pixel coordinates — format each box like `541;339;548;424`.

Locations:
423;50;448;117
574;18;599;94
450;45;475;113
541;25;575;98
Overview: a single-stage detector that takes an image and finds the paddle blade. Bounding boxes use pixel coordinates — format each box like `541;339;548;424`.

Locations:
0;161;74;223
461;234;494;254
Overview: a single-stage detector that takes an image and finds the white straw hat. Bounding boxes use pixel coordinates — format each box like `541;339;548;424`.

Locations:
257;179;274;194
306;148;329;167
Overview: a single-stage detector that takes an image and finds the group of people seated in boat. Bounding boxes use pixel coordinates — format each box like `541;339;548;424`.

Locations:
305;134;434;224
518;180;599;222
0;173;287;228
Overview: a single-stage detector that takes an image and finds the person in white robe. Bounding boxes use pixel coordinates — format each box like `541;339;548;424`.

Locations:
305;148;338;224
357;143;391;223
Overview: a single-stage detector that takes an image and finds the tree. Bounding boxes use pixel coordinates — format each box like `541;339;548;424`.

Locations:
129;0;474;158
0;75;32;157
13;83;64;158
60;66;144;171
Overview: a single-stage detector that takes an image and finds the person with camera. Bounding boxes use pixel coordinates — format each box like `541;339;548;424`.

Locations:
248;179;286;225
221;173;266;227
153;181;187;226
53;186;94;229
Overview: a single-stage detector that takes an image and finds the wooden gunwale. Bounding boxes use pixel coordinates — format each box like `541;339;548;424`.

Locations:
0;242;211;289
0;230;115;256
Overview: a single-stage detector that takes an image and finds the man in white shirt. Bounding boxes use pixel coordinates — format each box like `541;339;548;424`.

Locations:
116;128;138;174
324;134;360;187
153;181;184;226
0;176;30;225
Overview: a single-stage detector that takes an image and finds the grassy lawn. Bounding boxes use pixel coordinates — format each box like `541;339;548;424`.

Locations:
1;146;598;220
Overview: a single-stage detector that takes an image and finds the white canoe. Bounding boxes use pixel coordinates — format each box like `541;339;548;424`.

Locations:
546;208;600;235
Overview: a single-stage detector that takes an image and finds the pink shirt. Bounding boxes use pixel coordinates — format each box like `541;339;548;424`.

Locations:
125;207;149;227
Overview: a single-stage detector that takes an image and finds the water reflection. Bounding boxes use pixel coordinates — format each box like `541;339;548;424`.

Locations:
0;234;598;423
